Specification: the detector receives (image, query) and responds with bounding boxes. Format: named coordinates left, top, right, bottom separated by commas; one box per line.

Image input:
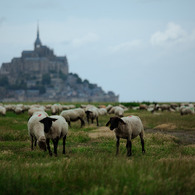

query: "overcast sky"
left=0, top=0, right=195, bottom=102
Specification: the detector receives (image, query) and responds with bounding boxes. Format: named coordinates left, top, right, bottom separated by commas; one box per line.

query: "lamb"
left=60, top=108, right=85, bottom=127
left=27, top=111, right=50, bottom=151
left=85, top=105, right=99, bottom=126
left=106, top=116, right=145, bottom=156
left=0, top=106, right=6, bottom=116
left=40, top=115, right=68, bottom=156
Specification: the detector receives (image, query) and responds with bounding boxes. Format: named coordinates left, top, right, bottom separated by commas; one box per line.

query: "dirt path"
left=88, top=126, right=195, bottom=145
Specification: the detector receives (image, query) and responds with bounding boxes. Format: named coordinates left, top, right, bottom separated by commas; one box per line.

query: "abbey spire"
left=34, top=23, right=42, bottom=49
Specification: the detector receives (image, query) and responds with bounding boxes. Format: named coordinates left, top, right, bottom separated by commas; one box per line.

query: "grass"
left=0, top=108, right=195, bottom=194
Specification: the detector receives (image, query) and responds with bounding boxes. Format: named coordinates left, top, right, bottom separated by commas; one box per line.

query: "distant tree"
left=0, top=76, right=9, bottom=87
left=59, top=71, right=67, bottom=81
left=83, top=79, right=89, bottom=85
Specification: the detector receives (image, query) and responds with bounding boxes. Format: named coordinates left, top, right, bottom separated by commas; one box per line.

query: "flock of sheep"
left=0, top=102, right=194, bottom=156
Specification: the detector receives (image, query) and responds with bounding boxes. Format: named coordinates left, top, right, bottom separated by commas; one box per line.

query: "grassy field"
left=0, top=107, right=195, bottom=195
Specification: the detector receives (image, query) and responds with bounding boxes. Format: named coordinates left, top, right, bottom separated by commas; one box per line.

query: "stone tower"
left=34, top=24, right=42, bottom=49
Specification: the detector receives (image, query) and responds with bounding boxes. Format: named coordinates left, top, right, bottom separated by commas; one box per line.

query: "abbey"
left=0, top=26, right=118, bottom=102
left=0, top=26, right=68, bottom=85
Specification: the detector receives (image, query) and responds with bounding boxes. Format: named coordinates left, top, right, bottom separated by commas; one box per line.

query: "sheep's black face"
left=38, top=140, right=46, bottom=151
left=40, top=117, right=57, bottom=133
left=106, top=117, right=119, bottom=130
left=106, top=117, right=126, bottom=130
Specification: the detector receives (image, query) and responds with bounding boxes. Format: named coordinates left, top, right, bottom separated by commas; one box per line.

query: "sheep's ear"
left=118, top=118, right=126, bottom=125
left=106, top=119, right=110, bottom=126
left=40, top=117, right=57, bottom=124
left=51, top=118, right=57, bottom=122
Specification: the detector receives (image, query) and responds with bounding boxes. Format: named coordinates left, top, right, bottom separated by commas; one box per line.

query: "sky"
left=0, top=0, right=195, bottom=102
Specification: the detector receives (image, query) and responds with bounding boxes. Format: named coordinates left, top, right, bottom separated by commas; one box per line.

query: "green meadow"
left=0, top=106, right=195, bottom=195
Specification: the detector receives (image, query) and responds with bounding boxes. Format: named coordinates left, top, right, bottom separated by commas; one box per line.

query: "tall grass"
left=0, top=109, right=195, bottom=194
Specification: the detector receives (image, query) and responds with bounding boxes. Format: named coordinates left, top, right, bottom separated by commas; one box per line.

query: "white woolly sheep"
left=0, top=106, right=6, bottom=116
left=98, top=108, right=107, bottom=116
left=28, top=106, right=46, bottom=116
left=109, top=106, right=124, bottom=117
left=51, top=104, right=62, bottom=115
left=106, top=116, right=145, bottom=156
left=14, top=105, right=24, bottom=114
left=60, top=108, right=85, bottom=127
left=28, top=111, right=50, bottom=151
left=85, top=105, right=99, bottom=126
left=40, top=115, right=68, bottom=156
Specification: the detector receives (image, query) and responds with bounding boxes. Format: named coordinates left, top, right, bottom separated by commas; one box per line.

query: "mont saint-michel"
left=0, top=27, right=118, bottom=102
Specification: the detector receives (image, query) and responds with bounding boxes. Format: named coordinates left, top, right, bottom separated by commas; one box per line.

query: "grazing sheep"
left=40, top=115, right=68, bottom=156
left=180, top=106, right=194, bottom=115
left=160, top=104, right=170, bottom=112
left=85, top=105, right=99, bottom=126
left=0, top=106, right=6, bottom=116
left=106, top=104, right=113, bottom=112
left=28, top=106, right=46, bottom=117
left=139, top=104, right=148, bottom=110
left=98, top=108, right=107, bottom=116
left=14, top=105, right=24, bottom=114
left=106, top=116, right=145, bottom=156
left=109, top=106, right=124, bottom=117
left=28, top=111, right=51, bottom=151
left=51, top=104, right=62, bottom=115
left=60, top=108, right=85, bottom=127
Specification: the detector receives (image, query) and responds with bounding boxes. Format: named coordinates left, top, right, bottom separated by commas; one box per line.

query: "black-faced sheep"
left=28, top=111, right=50, bottom=151
left=85, top=105, right=99, bottom=126
left=106, top=116, right=145, bottom=156
left=40, top=115, right=68, bottom=156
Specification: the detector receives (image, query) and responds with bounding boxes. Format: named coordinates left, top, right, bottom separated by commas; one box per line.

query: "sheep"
left=51, top=104, right=62, bottom=115
left=139, top=104, right=148, bottom=110
left=98, top=108, right=107, bottom=116
left=180, top=106, right=194, bottom=115
left=40, top=115, right=68, bottom=156
left=108, top=106, right=124, bottom=117
left=60, top=108, right=85, bottom=127
left=27, top=111, right=50, bottom=151
left=0, top=106, right=6, bottom=116
left=14, top=105, right=24, bottom=114
left=106, top=104, right=113, bottom=112
left=106, top=116, right=145, bottom=156
left=85, top=105, right=99, bottom=126
left=28, top=106, right=46, bottom=117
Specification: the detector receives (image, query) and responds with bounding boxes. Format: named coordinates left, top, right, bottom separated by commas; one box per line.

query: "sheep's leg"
left=46, top=138, right=52, bottom=156
left=139, top=133, right=145, bottom=154
left=116, top=136, right=120, bottom=155
left=52, top=138, right=59, bottom=156
left=34, top=137, right=37, bottom=147
left=63, top=135, right=66, bottom=154
left=126, top=138, right=132, bottom=156
left=79, top=117, right=85, bottom=128
left=68, top=121, right=71, bottom=128
left=91, top=118, right=94, bottom=124
left=87, top=116, right=90, bottom=124
left=96, top=117, right=99, bottom=126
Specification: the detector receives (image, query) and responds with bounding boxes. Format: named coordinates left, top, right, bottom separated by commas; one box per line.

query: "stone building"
left=0, top=26, right=119, bottom=102
left=0, top=26, right=68, bottom=85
